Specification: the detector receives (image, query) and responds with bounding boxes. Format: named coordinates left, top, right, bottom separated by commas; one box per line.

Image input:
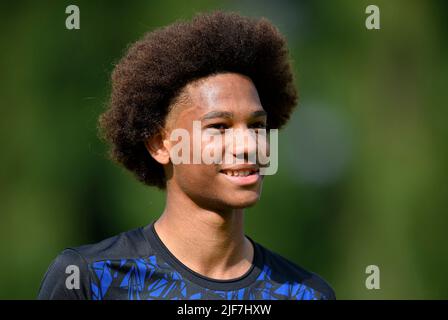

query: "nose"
left=225, top=128, right=259, bottom=163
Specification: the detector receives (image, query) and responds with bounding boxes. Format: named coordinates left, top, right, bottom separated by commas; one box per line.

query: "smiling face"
left=147, top=73, right=268, bottom=212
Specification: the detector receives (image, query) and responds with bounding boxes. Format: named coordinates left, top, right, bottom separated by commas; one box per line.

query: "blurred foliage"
left=0, top=0, right=447, bottom=299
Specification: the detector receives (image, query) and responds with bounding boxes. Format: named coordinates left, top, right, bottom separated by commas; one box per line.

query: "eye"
left=250, top=121, right=267, bottom=130
left=207, top=123, right=229, bottom=131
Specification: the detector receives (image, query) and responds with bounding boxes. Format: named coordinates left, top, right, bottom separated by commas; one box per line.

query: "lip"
left=220, top=171, right=261, bottom=186
left=219, top=165, right=261, bottom=186
left=220, top=164, right=259, bottom=171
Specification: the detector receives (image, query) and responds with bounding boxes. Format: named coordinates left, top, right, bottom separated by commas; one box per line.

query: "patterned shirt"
left=38, top=221, right=335, bottom=300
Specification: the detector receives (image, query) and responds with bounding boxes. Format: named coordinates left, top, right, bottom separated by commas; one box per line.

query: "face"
left=152, top=73, right=268, bottom=212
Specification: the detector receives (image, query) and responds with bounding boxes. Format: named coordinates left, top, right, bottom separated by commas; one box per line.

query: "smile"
left=220, top=168, right=258, bottom=177
left=219, top=167, right=261, bottom=186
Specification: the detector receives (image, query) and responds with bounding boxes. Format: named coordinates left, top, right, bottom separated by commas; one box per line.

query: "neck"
left=153, top=182, right=254, bottom=280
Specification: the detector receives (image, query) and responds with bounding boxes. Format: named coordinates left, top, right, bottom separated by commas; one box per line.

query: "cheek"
left=173, top=163, right=226, bottom=207
left=201, top=133, right=225, bottom=164
left=173, top=164, right=218, bottom=187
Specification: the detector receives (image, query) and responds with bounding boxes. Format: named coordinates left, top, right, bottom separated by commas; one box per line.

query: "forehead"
left=170, top=73, right=264, bottom=125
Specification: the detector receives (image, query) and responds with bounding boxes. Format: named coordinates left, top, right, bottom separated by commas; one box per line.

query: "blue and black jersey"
left=38, top=221, right=335, bottom=300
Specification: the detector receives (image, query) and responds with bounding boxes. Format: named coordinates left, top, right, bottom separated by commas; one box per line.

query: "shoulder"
left=71, top=227, right=149, bottom=262
left=37, top=248, right=89, bottom=299
left=37, top=227, right=149, bottom=300
left=256, top=242, right=336, bottom=300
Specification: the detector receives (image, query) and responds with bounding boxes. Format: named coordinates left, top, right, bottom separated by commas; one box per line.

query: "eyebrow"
left=251, top=110, right=268, bottom=118
left=200, top=110, right=267, bottom=121
left=200, top=111, right=233, bottom=121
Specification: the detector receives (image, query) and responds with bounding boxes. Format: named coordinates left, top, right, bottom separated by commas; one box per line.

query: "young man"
left=38, top=11, right=335, bottom=300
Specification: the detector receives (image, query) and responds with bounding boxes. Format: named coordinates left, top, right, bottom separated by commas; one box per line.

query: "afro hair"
left=98, top=11, right=298, bottom=189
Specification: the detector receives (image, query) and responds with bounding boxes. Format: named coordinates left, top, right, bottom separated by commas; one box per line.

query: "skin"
left=144, top=72, right=268, bottom=280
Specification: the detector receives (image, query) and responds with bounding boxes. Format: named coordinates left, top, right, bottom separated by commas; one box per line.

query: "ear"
left=144, top=131, right=171, bottom=165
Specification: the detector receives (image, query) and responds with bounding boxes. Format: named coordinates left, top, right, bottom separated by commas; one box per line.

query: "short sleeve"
left=37, top=249, right=91, bottom=300
left=307, top=272, right=336, bottom=300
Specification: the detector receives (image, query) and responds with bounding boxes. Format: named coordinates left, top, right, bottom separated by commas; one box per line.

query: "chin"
left=224, top=191, right=261, bottom=209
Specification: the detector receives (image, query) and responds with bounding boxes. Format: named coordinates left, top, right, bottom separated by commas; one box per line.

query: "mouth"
left=219, top=167, right=261, bottom=186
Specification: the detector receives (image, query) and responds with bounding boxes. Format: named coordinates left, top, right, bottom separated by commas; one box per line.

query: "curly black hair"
left=98, top=11, right=298, bottom=189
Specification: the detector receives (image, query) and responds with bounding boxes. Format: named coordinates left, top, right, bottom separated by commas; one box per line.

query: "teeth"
left=224, top=170, right=254, bottom=177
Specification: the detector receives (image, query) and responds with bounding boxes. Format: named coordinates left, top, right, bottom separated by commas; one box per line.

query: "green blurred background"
left=0, top=0, right=447, bottom=299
